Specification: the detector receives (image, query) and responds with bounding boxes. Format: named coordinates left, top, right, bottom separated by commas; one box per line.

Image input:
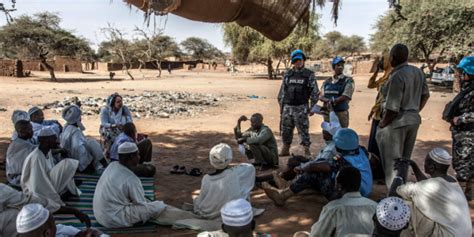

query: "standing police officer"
left=278, top=50, right=319, bottom=157
left=319, top=56, right=354, bottom=128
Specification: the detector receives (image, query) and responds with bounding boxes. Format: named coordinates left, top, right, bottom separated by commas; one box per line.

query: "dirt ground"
left=0, top=68, right=471, bottom=236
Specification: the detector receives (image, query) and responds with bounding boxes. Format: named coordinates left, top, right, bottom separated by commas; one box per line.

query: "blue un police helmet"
left=332, top=56, right=345, bottom=68
left=457, top=56, right=474, bottom=76
left=333, top=128, right=359, bottom=151
left=291, top=49, right=306, bottom=63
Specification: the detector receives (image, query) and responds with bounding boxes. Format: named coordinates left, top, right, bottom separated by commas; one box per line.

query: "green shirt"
left=234, top=124, right=278, bottom=157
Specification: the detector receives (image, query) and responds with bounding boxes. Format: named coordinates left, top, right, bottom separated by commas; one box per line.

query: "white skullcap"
left=28, top=106, right=41, bottom=117
left=428, top=147, right=452, bottom=165
left=220, top=199, right=253, bottom=227
left=38, top=127, right=56, bottom=137
left=62, top=105, right=82, bottom=125
left=16, top=204, right=50, bottom=233
left=118, top=142, right=138, bottom=154
left=209, top=143, right=233, bottom=170
left=376, top=197, right=411, bottom=231
left=11, top=110, right=29, bottom=125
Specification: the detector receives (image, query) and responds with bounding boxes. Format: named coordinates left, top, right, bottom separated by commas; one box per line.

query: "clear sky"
left=0, top=0, right=390, bottom=51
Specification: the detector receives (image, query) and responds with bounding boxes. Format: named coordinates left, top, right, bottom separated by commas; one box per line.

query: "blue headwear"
left=333, top=128, right=359, bottom=151
left=332, top=56, right=345, bottom=68
left=291, top=49, right=306, bottom=63
left=457, top=56, right=474, bottom=76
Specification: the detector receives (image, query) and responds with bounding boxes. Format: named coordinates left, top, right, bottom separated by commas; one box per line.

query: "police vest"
left=323, top=76, right=350, bottom=112
left=283, top=69, right=312, bottom=106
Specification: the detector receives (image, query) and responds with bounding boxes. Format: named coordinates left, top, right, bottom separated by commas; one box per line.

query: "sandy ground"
left=0, top=68, right=471, bottom=236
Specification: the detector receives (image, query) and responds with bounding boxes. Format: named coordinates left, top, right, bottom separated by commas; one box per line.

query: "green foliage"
left=0, top=12, right=93, bottom=60
left=180, top=37, right=224, bottom=61
left=336, top=35, right=366, bottom=56
left=370, top=1, right=473, bottom=67
left=223, top=13, right=320, bottom=65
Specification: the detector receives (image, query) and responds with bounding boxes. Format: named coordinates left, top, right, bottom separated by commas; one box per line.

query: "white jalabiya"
left=60, top=124, right=104, bottom=172
left=93, top=162, right=167, bottom=228
left=20, top=148, right=80, bottom=212
left=193, top=164, right=256, bottom=219
left=6, top=138, right=37, bottom=187
left=397, top=177, right=472, bottom=237
left=0, top=184, right=47, bottom=237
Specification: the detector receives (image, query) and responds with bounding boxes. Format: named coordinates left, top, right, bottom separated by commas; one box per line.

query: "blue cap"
left=291, top=49, right=306, bottom=63
left=457, top=56, right=474, bottom=76
left=333, top=128, right=359, bottom=151
left=332, top=56, right=345, bottom=66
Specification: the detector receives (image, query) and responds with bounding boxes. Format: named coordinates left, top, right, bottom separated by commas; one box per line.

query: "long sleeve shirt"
left=234, top=124, right=278, bottom=158
left=309, top=192, right=377, bottom=237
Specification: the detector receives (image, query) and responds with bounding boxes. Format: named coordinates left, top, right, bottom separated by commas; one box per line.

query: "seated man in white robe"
left=1, top=184, right=91, bottom=237
left=21, top=127, right=82, bottom=213
left=93, top=142, right=197, bottom=228
left=29, top=106, right=62, bottom=143
left=389, top=147, right=472, bottom=237
left=6, top=120, right=37, bottom=188
left=0, top=184, right=47, bottom=237
left=60, top=105, right=108, bottom=173
left=193, top=143, right=256, bottom=219
left=16, top=204, right=104, bottom=237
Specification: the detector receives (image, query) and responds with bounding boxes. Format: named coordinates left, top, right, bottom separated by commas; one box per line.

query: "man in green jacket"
left=234, top=113, right=279, bottom=168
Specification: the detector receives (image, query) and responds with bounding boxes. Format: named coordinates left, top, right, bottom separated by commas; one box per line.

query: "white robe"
left=60, top=125, right=104, bottom=172
left=6, top=138, right=37, bottom=187
left=193, top=164, right=256, bottom=219
left=20, top=148, right=80, bottom=212
left=0, top=184, right=47, bottom=237
left=93, top=162, right=166, bottom=228
left=397, top=177, right=472, bottom=237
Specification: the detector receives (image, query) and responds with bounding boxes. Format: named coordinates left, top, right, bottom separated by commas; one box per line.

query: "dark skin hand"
left=388, top=158, right=410, bottom=197
left=55, top=206, right=91, bottom=228
left=379, top=109, right=398, bottom=128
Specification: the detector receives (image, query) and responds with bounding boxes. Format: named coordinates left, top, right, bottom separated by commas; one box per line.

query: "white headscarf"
left=11, top=110, right=29, bottom=125
left=62, top=105, right=85, bottom=130
left=209, top=143, right=233, bottom=170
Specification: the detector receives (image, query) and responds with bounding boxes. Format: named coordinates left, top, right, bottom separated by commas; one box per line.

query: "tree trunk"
left=156, top=60, right=162, bottom=78
left=40, top=59, right=56, bottom=81
left=122, top=63, right=134, bottom=80
left=267, top=57, right=273, bottom=80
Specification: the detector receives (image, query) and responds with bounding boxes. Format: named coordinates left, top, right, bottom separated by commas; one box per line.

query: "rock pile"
left=41, top=91, right=235, bottom=119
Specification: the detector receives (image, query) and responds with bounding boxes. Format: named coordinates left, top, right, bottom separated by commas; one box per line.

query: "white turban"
left=376, top=197, right=411, bottom=231
left=16, top=204, right=50, bottom=233
left=38, top=127, right=56, bottom=137
left=209, top=143, right=232, bottom=170
left=118, top=142, right=138, bottom=154
left=221, top=199, right=253, bottom=227
left=428, top=147, right=452, bottom=165
left=62, top=105, right=85, bottom=130
left=11, top=110, right=29, bottom=125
